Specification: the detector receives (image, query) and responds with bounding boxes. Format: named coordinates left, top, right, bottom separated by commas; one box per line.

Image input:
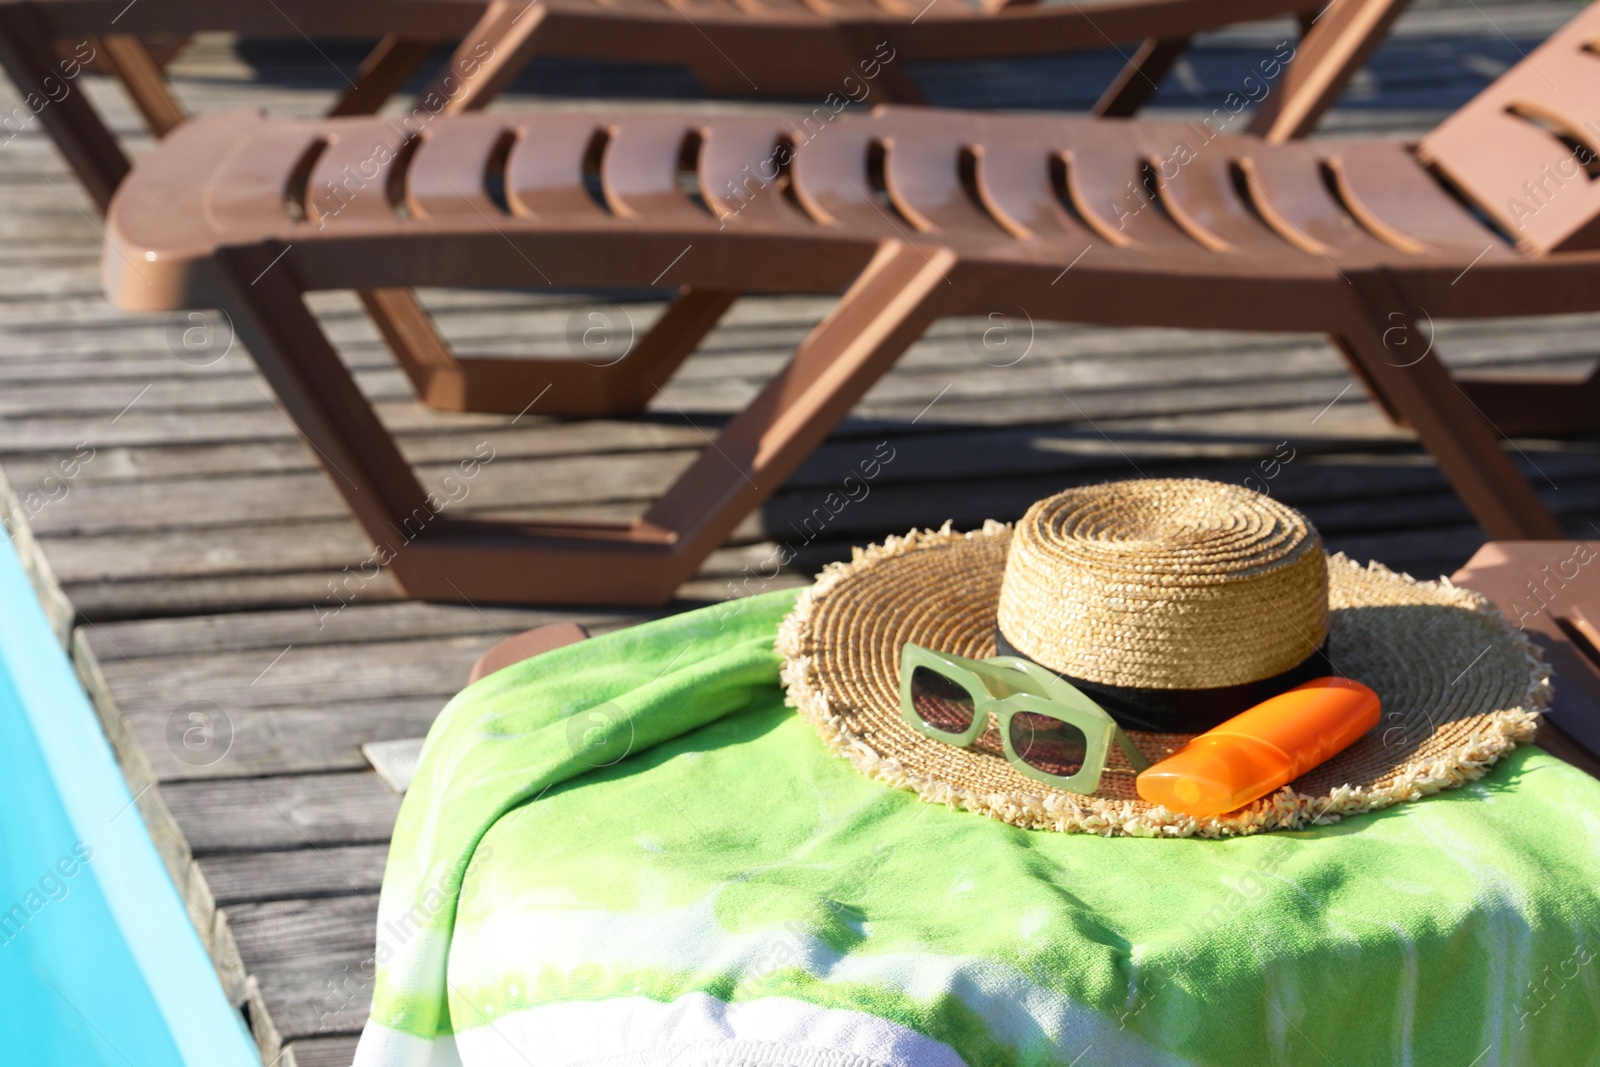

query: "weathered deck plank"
left=204, top=846, right=390, bottom=905
left=2, top=4, right=1597, bottom=1064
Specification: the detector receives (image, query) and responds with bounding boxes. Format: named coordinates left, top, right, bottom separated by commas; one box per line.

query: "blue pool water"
left=0, top=537, right=259, bottom=1066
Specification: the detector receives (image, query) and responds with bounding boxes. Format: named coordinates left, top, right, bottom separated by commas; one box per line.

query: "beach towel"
left=352, top=589, right=1600, bottom=1067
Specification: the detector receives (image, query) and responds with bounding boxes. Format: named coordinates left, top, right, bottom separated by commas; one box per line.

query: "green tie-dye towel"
left=352, top=589, right=1600, bottom=1067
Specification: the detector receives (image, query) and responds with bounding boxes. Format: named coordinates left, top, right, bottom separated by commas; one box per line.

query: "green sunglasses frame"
left=898, top=644, right=1150, bottom=794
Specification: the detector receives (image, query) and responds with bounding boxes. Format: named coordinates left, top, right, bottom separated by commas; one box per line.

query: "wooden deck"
left=2, top=2, right=1598, bottom=1063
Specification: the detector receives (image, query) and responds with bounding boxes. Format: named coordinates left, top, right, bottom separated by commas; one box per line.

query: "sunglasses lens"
left=1008, top=711, right=1087, bottom=779
left=909, top=666, right=977, bottom=734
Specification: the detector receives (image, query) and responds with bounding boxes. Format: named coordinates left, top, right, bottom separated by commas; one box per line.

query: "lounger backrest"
left=1418, top=3, right=1600, bottom=254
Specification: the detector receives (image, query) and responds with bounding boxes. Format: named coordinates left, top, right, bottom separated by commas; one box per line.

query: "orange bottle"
left=1135, top=677, right=1380, bottom=818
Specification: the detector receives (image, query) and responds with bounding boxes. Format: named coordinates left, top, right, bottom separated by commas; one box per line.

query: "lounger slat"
left=406, top=119, right=515, bottom=220
left=869, top=0, right=925, bottom=14
left=602, top=118, right=721, bottom=223
left=306, top=125, right=413, bottom=226
left=808, top=0, right=896, bottom=14
left=1330, top=142, right=1510, bottom=258
left=788, top=126, right=902, bottom=234
left=734, top=0, right=829, bottom=14
left=1151, top=150, right=1281, bottom=255
left=1426, top=114, right=1600, bottom=255
left=1054, top=127, right=1201, bottom=252
left=879, top=134, right=1005, bottom=238
left=964, top=140, right=1098, bottom=244
left=1417, top=3, right=1600, bottom=253
left=698, top=122, right=809, bottom=226
left=864, top=109, right=1097, bottom=243
left=1509, top=56, right=1600, bottom=147
left=506, top=115, right=614, bottom=219
left=1239, top=144, right=1392, bottom=259
left=204, top=121, right=332, bottom=236
left=575, top=0, right=676, bottom=14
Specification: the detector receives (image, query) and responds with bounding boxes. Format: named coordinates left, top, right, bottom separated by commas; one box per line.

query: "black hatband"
left=993, top=627, right=1333, bottom=733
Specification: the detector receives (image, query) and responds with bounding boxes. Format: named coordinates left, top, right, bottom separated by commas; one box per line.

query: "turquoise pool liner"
left=0, top=535, right=259, bottom=1066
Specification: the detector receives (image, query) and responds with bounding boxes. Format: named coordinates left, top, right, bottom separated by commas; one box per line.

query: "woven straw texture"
left=996, top=480, right=1327, bottom=689
left=779, top=523, right=1549, bottom=838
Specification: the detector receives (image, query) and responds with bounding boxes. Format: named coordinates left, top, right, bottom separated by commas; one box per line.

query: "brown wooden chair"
left=9, top=0, right=1412, bottom=421
left=103, top=3, right=1591, bottom=607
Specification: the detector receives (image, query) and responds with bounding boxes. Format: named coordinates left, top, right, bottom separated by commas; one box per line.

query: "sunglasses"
left=899, top=644, right=1150, bottom=794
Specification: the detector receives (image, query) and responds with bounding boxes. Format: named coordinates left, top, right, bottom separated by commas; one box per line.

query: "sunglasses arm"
left=1112, top=726, right=1151, bottom=773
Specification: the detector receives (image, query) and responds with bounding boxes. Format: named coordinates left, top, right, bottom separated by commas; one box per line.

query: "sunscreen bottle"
left=1135, top=677, right=1380, bottom=818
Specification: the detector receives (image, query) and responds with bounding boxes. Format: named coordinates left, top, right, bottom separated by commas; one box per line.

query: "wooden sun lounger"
left=101, top=4, right=1589, bottom=607
left=7, top=0, right=1411, bottom=433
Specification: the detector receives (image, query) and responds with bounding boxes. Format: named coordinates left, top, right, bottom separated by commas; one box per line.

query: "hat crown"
left=995, top=479, right=1328, bottom=691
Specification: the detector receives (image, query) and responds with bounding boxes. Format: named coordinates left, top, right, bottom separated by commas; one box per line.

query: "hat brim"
left=778, top=522, right=1549, bottom=837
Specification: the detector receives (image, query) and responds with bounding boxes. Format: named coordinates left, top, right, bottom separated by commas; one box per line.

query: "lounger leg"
left=1330, top=271, right=1563, bottom=539
left=1247, top=0, right=1413, bottom=143
left=1093, top=37, right=1190, bottom=118
left=210, top=246, right=699, bottom=605
left=327, top=36, right=438, bottom=117
left=0, top=8, right=129, bottom=211
left=209, top=243, right=952, bottom=605
left=349, top=5, right=554, bottom=414
left=359, top=2, right=739, bottom=419
left=433, top=0, right=743, bottom=411
left=96, top=34, right=186, bottom=137
left=212, top=247, right=434, bottom=544
left=358, top=286, right=739, bottom=416
left=420, top=0, right=550, bottom=115
left=382, top=1, right=740, bottom=413
left=642, top=242, right=956, bottom=562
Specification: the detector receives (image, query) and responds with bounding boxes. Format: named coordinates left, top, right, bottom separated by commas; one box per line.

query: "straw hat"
left=778, top=479, right=1549, bottom=837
